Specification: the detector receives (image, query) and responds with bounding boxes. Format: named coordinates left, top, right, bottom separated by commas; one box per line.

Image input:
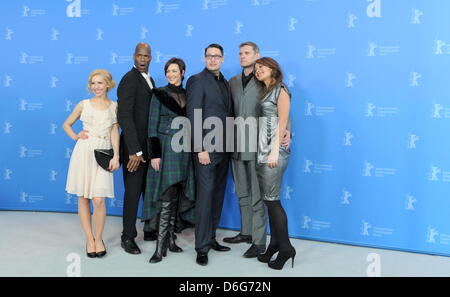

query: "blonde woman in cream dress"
left=63, top=69, right=120, bottom=258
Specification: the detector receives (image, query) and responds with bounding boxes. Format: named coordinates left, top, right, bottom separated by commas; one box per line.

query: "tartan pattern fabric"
left=142, top=87, right=195, bottom=224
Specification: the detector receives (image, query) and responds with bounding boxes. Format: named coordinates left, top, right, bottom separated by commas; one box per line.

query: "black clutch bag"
left=94, top=149, right=114, bottom=171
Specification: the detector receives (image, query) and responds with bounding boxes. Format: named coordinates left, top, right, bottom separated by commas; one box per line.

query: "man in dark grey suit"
left=224, top=42, right=291, bottom=258
left=186, top=44, right=234, bottom=266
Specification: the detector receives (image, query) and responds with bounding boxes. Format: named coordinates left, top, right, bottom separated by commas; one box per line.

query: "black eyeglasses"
left=205, top=55, right=223, bottom=60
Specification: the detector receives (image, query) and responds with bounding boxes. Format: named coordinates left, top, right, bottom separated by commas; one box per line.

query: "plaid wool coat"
left=142, top=85, right=195, bottom=224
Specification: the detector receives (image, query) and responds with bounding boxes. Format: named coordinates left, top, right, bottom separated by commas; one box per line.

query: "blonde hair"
left=87, top=69, right=116, bottom=93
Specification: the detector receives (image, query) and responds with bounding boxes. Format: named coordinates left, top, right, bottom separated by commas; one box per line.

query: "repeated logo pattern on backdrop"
left=1, top=0, right=450, bottom=256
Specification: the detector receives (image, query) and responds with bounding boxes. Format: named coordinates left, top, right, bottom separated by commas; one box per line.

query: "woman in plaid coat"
left=143, top=58, right=195, bottom=263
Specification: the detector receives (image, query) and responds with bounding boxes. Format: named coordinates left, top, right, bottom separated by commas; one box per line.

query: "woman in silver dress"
left=253, top=57, right=295, bottom=270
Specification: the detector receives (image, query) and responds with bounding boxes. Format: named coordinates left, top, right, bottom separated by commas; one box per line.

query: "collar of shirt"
left=206, top=69, right=224, bottom=81
left=242, top=69, right=254, bottom=79
left=241, top=70, right=254, bottom=88
left=134, top=65, right=151, bottom=79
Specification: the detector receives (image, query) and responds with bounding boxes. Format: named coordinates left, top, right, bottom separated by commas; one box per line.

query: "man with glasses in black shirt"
left=186, top=44, right=234, bottom=266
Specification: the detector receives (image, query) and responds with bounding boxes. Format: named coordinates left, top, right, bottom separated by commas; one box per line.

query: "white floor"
left=1, top=211, right=450, bottom=277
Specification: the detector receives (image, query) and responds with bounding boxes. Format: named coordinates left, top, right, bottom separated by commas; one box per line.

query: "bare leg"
left=78, top=197, right=95, bottom=252
left=92, top=197, right=106, bottom=252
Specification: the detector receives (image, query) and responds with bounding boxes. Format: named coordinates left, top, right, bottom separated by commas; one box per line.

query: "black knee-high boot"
left=168, top=201, right=183, bottom=253
left=149, top=202, right=171, bottom=263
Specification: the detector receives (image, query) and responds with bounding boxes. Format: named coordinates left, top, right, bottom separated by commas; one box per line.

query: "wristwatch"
left=136, top=151, right=143, bottom=157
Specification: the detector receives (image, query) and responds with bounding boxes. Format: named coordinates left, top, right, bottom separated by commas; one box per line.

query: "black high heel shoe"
left=96, top=240, right=107, bottom=258
left=150, top=202, right=171, bottom=263
left=168, top=212, right=182, bottom=253
left=169, top=233, right=182, bottom=253
left=86, top=243, right=97, bottom=258
left=257, top=245, right=279, bottom=263
left=268, top=247, right=296, bottom=270
left=150, top=235, right=169, bottom=263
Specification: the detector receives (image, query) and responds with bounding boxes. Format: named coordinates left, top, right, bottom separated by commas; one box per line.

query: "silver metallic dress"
left=256, top=83, right=291, bottom=201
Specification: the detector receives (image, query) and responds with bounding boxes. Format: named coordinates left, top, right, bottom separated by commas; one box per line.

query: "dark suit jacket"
left=186, top=68, right=234, bottom=153
left=117, top=67, right=156, bottom=159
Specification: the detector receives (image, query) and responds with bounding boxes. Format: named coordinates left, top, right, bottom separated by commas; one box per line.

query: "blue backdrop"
left=1, top=0, right=450, bottom=257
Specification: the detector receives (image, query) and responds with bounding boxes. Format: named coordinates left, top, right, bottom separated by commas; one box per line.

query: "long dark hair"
left=254, top=57, right=283, bottom=98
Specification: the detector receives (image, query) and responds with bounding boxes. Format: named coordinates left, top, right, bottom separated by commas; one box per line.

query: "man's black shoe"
left=144, top=231, right=158, bottom=241
left=196, top=252, right=208, bottom=266
left=243, top=244, right=266, bottom=258
left=121, top=239, right=141, bottom=255
left=223, top=233, right=252, bottom=244
left=211, top=240, right=231, bottom=252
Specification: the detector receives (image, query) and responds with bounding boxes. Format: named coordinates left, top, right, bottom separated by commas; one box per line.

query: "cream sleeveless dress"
left=65, top=99, right=117, bottom=199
